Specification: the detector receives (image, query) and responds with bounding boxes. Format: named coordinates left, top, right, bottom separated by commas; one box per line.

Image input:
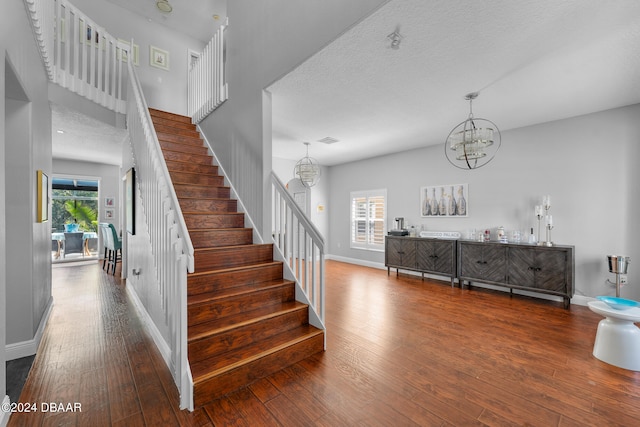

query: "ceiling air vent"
left=318, top=137, right=339, bottom=145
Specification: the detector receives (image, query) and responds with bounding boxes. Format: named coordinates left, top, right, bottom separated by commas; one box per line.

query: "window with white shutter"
left=350, top=189, right=386, bottom=251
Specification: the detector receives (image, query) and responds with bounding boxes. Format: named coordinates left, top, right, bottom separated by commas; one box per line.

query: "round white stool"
left=588, top=301, right=640, bottom=371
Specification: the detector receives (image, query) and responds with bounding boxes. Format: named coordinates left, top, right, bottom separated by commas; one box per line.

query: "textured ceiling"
left=105, top=0, right=227, bottom=42
left=52, top=103, right=128, bottom=166
left=53, top=0, right=640, bottom=168
left=269, top=0, right=640, bottom=165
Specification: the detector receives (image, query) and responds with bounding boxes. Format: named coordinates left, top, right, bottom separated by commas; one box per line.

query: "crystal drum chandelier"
left=445, top=92, right=501, bottom=169
left=294, top=142, right=321, bottom=187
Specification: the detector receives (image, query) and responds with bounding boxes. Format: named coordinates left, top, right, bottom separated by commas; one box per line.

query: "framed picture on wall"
left=150, top=45, right=170, bottom=71
left=126, top=167, right=136, bottom=235
left=118, top=39, right=139, bottom=66
left=105, top=209, right=114, bottom=219
left=105, top=197, right=115, bottom=207
left=36, top=170, right=49, bottom=223
left=420, top=183, right=468, bottom=217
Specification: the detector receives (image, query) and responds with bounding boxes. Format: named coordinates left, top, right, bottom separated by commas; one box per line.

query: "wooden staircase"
left=148, top=108, right=325, bottom=407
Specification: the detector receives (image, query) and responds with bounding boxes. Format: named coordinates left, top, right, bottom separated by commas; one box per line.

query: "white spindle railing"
left=271, top=173, right=325, bottom=332
left=126, top=58, right=194, bottom=410
left=23, top=0, right=55, bottom=81
left=24, top=0, right=128, bottom=113
left=188, top=23, right=228, bottom=123
left=25, top=0, right=192, bottom=410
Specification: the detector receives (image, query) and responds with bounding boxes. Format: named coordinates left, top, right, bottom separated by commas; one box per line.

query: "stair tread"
left=161, top=146, right=210, bottom=156
left=149, top=108, right=191, bottom=123
left=191, top=324, right=323, bottom=384
left=165, top=158, right=214, bottom=166
left=188, top=279, right=294, bottom=306
left=178, top=196, right=232, bottom=201
left=188, top=260, right=282, bottom=278
left=174, top=182, right=229, bottom=189
left=167, top=168, right=219, bottom=176
left=190, top=227, right=252, bottom=232
left=193, top=243, right=270, bottom=253
left=188, top=300, right=308, bottom=342
left=157, top=134, right=204, bottom=145
left=185, top=211, right=242, bottom=216
left=152, top=120, right=197, bottom=131
left=173, top=180, right=224, bottom=185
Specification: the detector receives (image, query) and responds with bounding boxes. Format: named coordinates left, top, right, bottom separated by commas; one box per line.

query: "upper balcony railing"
left=24, top=0, right=129, bottom=113
left=188, top=23, right=228, bottom=123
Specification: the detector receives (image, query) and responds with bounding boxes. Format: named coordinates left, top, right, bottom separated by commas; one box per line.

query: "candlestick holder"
left=537, top=196, right=553, bottom=246
left=543, top=222, right=554, bottom=247
left=535, top=205, right=544, bottom=244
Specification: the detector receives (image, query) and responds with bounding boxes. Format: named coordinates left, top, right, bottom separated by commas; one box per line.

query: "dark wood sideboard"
left=385, top=236, right=457, bottom=286
left=457, top=240, right=574, bottom=308
left=385, top=236, right=575, bottom=308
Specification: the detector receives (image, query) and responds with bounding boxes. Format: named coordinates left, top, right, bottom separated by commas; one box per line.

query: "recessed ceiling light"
left=213, top=14, right=220, bottom=21
left=318, top=137, right=339, bottom=144
left=156, top=0, right=172, bottom=13
left=57, top=129, right=65, bottom=134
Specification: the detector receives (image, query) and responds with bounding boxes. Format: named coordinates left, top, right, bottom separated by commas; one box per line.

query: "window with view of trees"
left=350, top=189, right=386, bottom=251
left=52, top=188, right=98, bottom=233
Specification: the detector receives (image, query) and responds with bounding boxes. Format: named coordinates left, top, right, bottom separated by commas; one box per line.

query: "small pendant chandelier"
left=445, top=92, right=501, bottom=170
left=294, top=142, right=321, bottom=187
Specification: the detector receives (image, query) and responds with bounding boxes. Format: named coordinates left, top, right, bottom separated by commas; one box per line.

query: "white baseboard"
left=326, top=254, right=386, bottom=270
left=570, top=294, right=593, bottom=307
left=1, top=395, right=10, bottom=427
left=5, top=297, right=53, bottom=361
left=125, top=283, right=173, bottom=373
left=326, top=254, right=588, bottom=307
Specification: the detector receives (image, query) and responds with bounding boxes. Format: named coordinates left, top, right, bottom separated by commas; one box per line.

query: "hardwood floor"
left=8, top=260, right=640, bottom=426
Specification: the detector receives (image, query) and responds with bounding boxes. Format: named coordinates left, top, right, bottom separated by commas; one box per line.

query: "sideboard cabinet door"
left=459, top=242, right=508, bottom=284
left=508, top=247, right=568, bottom=293
left=385, top=237, right=416, bottom=269
left=417, top=239, right=455, bottom=276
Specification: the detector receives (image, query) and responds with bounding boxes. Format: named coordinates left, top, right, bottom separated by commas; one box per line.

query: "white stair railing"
left=23, top=0, right=55, bottom=80
left=25, top=0, right=192, bottom=410
left=24, top=0, right=129, bottom=113
left=271, top=173, right=325, bottom=332
left=126, top=58, right=194, bottom=410
left=188, top=22, right=228, bottom=123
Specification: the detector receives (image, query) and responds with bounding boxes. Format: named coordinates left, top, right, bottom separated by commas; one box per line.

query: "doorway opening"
left=51, top=176, right=100, bottom=262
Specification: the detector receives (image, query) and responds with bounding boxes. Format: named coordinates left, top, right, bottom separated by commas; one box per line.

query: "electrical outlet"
left=620, top=275, right=628, bottom=285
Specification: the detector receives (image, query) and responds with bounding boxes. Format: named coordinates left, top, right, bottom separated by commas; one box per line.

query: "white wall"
left=1, top=0, right=53, bottom=369
left=0, top=47, right=7, bottom=418
left=71, top=0, right=206, bottom=116
left=328, top=104, right=640, bottom=301
left=199, top=0, right=389, bottom=239
left=272, top=157, right=330, bottom=246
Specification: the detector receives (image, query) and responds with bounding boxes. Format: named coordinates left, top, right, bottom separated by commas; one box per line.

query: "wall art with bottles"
left=420, top=183, right=468, bottom=217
